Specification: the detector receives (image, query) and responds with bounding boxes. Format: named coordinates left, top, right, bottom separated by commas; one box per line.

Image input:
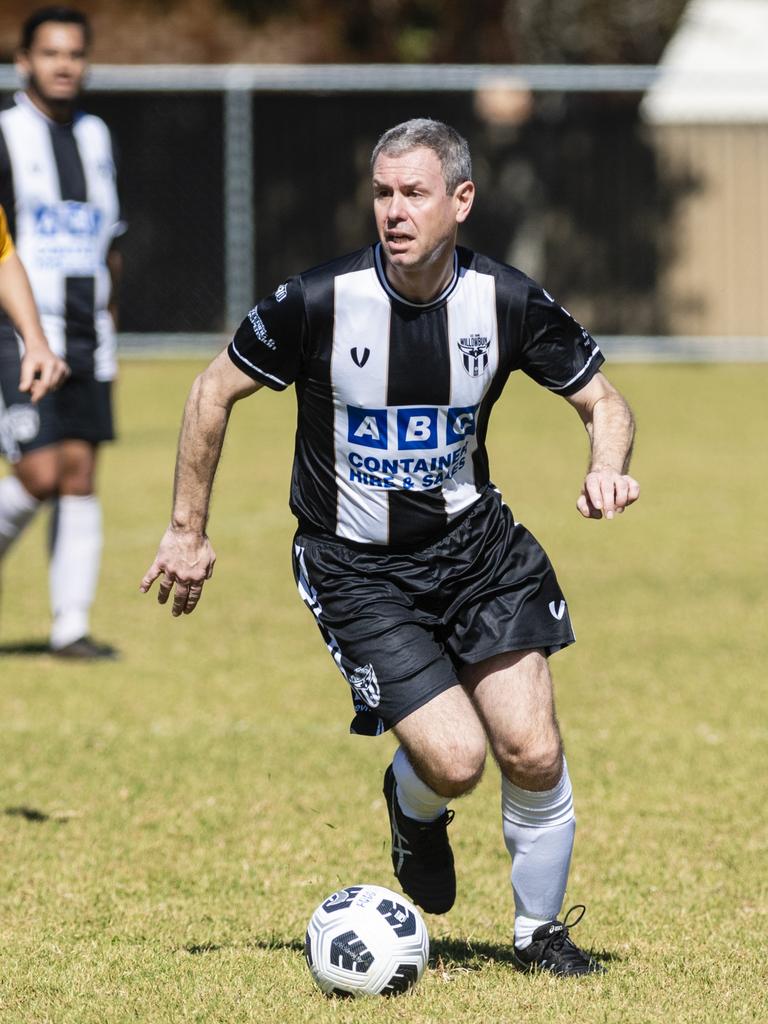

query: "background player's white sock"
left=501, top=757, right=576, bottom=949
left=49, top=495, right=103, bottom=649
left=392, top=745, right=449, bottom=822
left=0, top=475, right=40, bottom=559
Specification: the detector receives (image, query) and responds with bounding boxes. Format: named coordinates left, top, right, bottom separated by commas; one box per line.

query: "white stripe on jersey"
left=329, top=262, right=500, bottom=543
left=230, top=338, right=289, bottom=387
left=331, top=266, right=392, bottom=544
left=547, top=345, right=603, bottom=392
left=444, top=265, right=499, bottom=518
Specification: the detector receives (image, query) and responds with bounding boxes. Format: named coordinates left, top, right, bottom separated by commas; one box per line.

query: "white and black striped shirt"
left=229, top=244, right=604, bottom=548
left=0, top=91, right=122, bottom=380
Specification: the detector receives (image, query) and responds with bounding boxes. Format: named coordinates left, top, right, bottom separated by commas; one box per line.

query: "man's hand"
left=577, top=466, right=640, bottom=520
left=140, top=526, right=216, bottom=616
left=19, top=345, right=69, bottom=402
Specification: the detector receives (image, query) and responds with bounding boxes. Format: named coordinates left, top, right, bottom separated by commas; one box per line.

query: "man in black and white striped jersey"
left=0, top=7, right=122, bottom=658
left=142, top=119, right=640, bottom=975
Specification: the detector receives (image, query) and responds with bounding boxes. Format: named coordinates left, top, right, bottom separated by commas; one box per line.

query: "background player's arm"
left=140, top=349, right=262, bottom=615
left=106, top=242, right=123, bottom=329
left=565, top=371, right=640, bottom=520
left=0, top=249, right=69, bottom=401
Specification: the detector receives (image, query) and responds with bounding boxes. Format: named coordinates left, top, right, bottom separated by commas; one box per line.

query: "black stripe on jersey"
left=292, top=271, right=338, bottom=531
left=49, top=123, right=87, bottom=201
left=387, top=302, right=450, bottom=545
left=387, top=302, right=451, bottom=405
left=389, top=485, right=447, bottom=547
left=50, top=122, right=96, bottom=369
left=65, top=277, right=97, bottom=372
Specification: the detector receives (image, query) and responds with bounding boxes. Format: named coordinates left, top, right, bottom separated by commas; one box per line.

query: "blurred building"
left=643, top=0, right=768, bottom=335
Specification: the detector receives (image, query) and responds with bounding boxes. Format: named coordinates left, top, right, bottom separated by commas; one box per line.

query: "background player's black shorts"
left=292, top=486, right=575, bottom=736
left=0, top=344, right=115, bottom=460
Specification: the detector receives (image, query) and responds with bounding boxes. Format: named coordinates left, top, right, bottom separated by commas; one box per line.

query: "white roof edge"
left=642, top=0, right=768, bottom=124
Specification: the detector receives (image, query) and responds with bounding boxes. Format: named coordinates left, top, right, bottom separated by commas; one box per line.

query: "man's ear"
left=455, top=180, right=476, bottom=223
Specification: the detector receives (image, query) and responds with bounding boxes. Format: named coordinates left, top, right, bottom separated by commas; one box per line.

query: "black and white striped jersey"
left=228, top=243, right=604, bottom=548
left=0, top=92, right=122, bottom=380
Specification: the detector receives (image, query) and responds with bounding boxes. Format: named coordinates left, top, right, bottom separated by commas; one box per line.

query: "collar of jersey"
left=15, top=90, right=79, bottom=128
left=373, top=243, right=459, bottom=310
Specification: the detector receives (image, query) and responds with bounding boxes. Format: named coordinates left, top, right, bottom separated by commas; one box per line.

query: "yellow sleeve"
left=0, top=205, right=15, bottom=264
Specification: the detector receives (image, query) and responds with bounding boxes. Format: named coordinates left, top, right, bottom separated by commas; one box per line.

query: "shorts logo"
left=458, top=334, right=490, bottom=377
left=348, top=663, right=380, bottom=708
left=548, top=600, right=566, bottom=621
left=347, top=405, right=477, bottom=451
left=1, top=404, right=40, bottom=443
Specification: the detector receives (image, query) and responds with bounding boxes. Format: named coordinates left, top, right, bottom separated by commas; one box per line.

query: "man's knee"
left=497, top=735, right=563, bottom=791
left=394, top=684, right=488, bottom=798
left=15, top=457, right=57, bottom=501
left=437, top=745, right=486, bottom=797
left=58, top=442, right=97, bottom=496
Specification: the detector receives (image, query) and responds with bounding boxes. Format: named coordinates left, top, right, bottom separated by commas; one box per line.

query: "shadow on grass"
left=0, top=640, right=51, bottom=657
left=5, top=805, right=53, bottom=823
left=189, top=935, right=620, bottom=970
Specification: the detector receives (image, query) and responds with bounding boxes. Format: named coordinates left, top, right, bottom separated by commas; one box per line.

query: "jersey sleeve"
left=227, top=277, right=307, bottom=391
left=0, top=205, right=14, bottom=264
left=518, top=282, right=604, bottom=396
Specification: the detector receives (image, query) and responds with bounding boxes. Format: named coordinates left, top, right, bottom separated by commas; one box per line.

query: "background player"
left=0, top=6, right=124, bottom=658
left=141, top=118, right=639, bottom=975
left=0, top=201, right=68, bottom=418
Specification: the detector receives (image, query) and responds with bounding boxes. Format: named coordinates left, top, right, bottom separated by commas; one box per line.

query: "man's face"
left=372, top=146, right=474, bottom=273
left=18, top=22, right=88, bottom=107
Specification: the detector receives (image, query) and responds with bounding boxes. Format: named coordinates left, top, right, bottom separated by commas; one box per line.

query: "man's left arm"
left=565, top=371, right=640, bottom=520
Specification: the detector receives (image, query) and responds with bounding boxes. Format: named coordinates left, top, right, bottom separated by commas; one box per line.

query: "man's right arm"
left=0, top=248, right=69, bottom=401
left=140, top=349, right=261, bottom=616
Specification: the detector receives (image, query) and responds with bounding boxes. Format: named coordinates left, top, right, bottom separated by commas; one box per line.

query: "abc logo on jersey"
left=347, top=405, right=477, bottom=451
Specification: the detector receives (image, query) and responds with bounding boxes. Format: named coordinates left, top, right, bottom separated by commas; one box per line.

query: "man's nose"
left=386, top=193, right=405, bottom=222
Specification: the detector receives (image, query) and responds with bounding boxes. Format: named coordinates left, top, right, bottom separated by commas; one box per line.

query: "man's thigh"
left=293, top=535, right=459, bottom=737
left=461, top=649, right=563, bottom=789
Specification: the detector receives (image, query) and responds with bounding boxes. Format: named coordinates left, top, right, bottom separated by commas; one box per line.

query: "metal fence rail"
left=2, top=63, right=767, bottom=353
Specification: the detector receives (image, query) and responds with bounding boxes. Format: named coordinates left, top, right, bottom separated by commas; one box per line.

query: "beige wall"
left=654, top=124, right=768, bottom=335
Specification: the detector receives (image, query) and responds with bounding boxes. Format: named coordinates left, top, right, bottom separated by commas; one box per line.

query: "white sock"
left=501, top=758, right=576, bottom=949
left=392, top=746, right=448, bottom=822
left=49, top=494, right=103, bottom=649
left=0, top=475, right=40, bottom=558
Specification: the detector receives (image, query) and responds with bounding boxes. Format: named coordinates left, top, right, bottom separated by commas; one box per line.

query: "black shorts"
left=292, top=487, right=575, bottom=736
left=0, top=345, right=115, bottom=460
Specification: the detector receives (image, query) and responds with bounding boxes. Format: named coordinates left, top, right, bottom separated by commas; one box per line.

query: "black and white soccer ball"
left=305, top=884, right=429, bottom=997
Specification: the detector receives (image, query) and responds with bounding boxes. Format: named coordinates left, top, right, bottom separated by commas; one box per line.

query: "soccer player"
left=0, top=7, right=123, bottom=658
left=0, top=202, right=69, bottom=411
left=141, top=119, right=639, bottom=975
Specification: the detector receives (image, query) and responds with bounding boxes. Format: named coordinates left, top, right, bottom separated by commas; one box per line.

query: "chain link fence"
left=2, top=64, right=767, bottom=358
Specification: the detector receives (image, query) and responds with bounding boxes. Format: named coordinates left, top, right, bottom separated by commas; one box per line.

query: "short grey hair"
left=370, top=118, right=472, bottom=194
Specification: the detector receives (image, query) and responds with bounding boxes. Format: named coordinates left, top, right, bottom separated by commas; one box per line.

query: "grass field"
left=0, top=360, right=765, bottom=1023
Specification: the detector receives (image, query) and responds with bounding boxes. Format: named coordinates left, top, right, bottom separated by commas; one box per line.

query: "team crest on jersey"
left=348, top=663, right=380, bottom=708
left=458, top=334, right=490, bottom=376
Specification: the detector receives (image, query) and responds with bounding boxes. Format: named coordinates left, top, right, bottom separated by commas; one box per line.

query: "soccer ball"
left=305, top=884, right=429, bottom=997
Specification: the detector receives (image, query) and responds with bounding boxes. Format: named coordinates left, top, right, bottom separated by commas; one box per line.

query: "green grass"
left=0, top=360, right=766, bottom=1023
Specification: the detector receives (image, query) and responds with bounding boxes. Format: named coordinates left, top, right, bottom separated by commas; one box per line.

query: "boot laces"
left=543, top=904, right=589, bottom=963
